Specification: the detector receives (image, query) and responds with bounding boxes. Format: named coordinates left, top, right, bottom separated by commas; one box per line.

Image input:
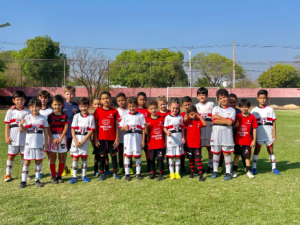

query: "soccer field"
left=0, top=109, right=300, bottom=224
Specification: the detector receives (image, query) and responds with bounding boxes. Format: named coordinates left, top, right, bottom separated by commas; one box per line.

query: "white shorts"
left=49, top=135, right=68, bottom=153
left=8, top=146, right=24, bottom=156
left=257, top=139, right=274, bottom=148
left=211, top=145, right=234, bottom=154
left=201, top=139, right=211, bottom=148
left=70, top=147, right=89, bottom=158
left=24, top=148, right=46, bottom=160
left=124, top=148, right=142, bottom=158
left=166, top=145, right=184, bottom=158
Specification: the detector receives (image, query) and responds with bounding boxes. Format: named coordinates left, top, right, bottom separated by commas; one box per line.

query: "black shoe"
left=181, top=167, right=187, bottom=174
left=199, top=175, right=204, bottom=182
left=148, top=172, right=155, bottom=180
left=57, top=176, right=64, bottom=183
left=125, top=174, right=131, bottom=181
left=189, top=173, right=195, bottom=179
left=18, top=182, right=26, bottom=188
left=157, top=173, right=164, bottom=181
left=136, top=174, right=143, bottom=180
left=205, top=167, right=213, bottom=174
left=35, top=180, right=44, bottom=187
left=51, top=177, right=58, bottom=184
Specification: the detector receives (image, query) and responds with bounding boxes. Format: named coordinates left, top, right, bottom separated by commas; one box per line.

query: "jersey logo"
left=61, top=119, right=65, bottom=123
left=61, top=144, right=65, bottom=149
left=80, top=127, right=87, bottom=134
left=73, top=108, right=77, bottom=114
left=153, top=128, right=161, bottom=134
left=240, top=125, right=247, bottom=132
left=32, top=126, right=40, bottom=133
left=173, top=125, right=179, bottom=131
left=261, top=118, right=267, bottom=125
left=52, top=145, right=58, bottom=150
left=102, top=119, right=110, bottom=125
left=130, top=125, right=137, bottom=131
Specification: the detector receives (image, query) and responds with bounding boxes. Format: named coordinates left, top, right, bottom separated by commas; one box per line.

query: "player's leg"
left=98, top=140, right=107, bottom=180
left=117, top=143, right=124, bottom=175
left=34, top=159, right=44, bottom=187
left=242, top=156, right=246, bottom=171
left=144, top=144, right=150, bottom=173
left=218, top=151, right=224, bottom=173
left=206, top=146, right=213, bottom=173
left=223, top=151, right=232, bottom=180
left=135, top=156, right=143, bottom=180
left=57, top=152, right=66, bottom=183
left=94, top=154, right=100, bottom=176
left=267, top=144, right=281, bottom=175
left=20, top=150, right=30, bottom=180
left=70, top=156, right=79, bottom=183
left=211, top=146, right=221, bottom=178
left=49, top=151, right=57, bottom=182
left=166, top=146, right=175, bottom=179
left=195, top=149, right=204, bottom=182
left=109, top=140, right=120, bottom=179
left=232, top=145, right=241, bottom=178
left=180, top=145, right=186, bottom=174
left=124, top=156, right=132, bottom=181
left=175, top=156, right=181, bottom=179
left=186, top=147, right=195, bottom=178
left=252, top=142, right=261, bottom=174
left=63, top=138, right=72, bottom=176
left=81, top=156, right=89, bottom=182
left=19, top=159, right=31, bottom=188
left=5, top=152, right=16, bottom=182
left=148, top=150, right=156, bottom=179
left=105, top=155, right=110, bottom=175
left=157, top=149, right=165, bottom=181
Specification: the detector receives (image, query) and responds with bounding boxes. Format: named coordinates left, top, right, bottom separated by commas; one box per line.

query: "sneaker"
left=198, top=175, right=204, bottom=182
left=51, top=177, right=58, bottom=184
left=272, top=168, right=281, bottom=175
left=246, top=171, right=255, bottom=178
left=170, top=172, right=176, bottom=180
left=189, top=173, right=195, bottom=179
left=125, top=174, right=131, bottom=181
left=94, top=171, right=99, bottom=176
left=211, top=172, right=218, bottom=179
left=69, top=177, right=77, bottom=184
left=181, top=167, right=187, bottom=174
left=57, top=176, right=64, bottom=183
left=4, top=175, right=12, bottom=182
left=218, top=167, right=223, bottom=174
left=232, top=171, right=238, bottom=178
left=157, top=173, right=164, bottom=181
left=206, top=167, right=213, bottom=174
left=224, top=173, right=232, bottom=181
left=130, top=168, right=134, bottom=175
left=98, top=173, right=105, bottom=181
left=70, top=168, right=73, bottom=176
left=35, top=180, right=44, bottom=187
left=136, top=174, right=143, bottom=180
left=39, top=173, right=43, bottom=179
left=252, top=168, right=258, bottom=175
left=18, top=182, right=26, bottom=188
left=27, top=175, right=31, bottom=180
left=113, top=173, right=121, bottom=180
left=105, top=170, right=111, bottom=176
left=148, top=172, right=155, bottom=180
left=81, top=176, right=90, bottom=182
left=117, top=168, right=123, bottom=175
left=175, top=172, right=181, bottom=179
left=62, top=167, right=68, bottom=176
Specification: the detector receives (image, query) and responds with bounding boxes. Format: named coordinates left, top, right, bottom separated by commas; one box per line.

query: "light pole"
left=188, top=49, right=192, bottom=87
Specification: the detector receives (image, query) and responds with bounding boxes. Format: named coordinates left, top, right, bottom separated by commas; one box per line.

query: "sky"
left=1, top=0, right=300, bottom=79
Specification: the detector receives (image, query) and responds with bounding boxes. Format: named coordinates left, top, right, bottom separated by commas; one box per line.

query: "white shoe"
left=232, top=171, right=238, bottom=178
left=246, top=171, right=255, bottom=179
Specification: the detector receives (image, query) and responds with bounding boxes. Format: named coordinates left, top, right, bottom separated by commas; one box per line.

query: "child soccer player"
left=94, top=91, right=121, bottom=181
left=48, top=95, right=69, bottom=184
left=164, top=98, right=185, bottom=180
left=116, top=93, right=133, bottom=175
left=251, top=89, right=281, bottom=175
left=144, top=100, right=165, bottom=181
left=69, top=97, right=95, bottom=183
left=195, top=87, right=214, bottom=173
left=136, top=92, right=151, bottom=172
left=4, top=90, right=31, bottom=182
left=120, top=97, right=146, bottom=181
left=210, top=89, right=236, bottom=181
left=157, top=95, right=170, bottom=118
left=186, top=105, right=207, bottom=181
left=62, top=86, right=80, bottom=176
left=18, top=98, right=49, bottom=188
left=233, top=99, right=257, bottom=179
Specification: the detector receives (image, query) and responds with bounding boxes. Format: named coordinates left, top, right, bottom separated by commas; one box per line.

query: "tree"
left=193, top=77, right=212, bottom=87
left=110, top=49, right=188, bottom=87
left=190, top=52, right=245, bottom=87
left=235, top=78, right=259, bottom=88
left=258, top=63, right=299, bottom=88
left=14, top=35, right=68, bottom=87
left=68, top=49, right=108, bottom=99
left=0, top=23, right=11, bottom=28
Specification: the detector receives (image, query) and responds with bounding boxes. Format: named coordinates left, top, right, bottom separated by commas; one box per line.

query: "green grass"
left=1, top=109, right=300, bottom=224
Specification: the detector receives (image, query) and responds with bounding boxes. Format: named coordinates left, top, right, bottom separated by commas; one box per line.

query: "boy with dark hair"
left=251, top=89, right=281, bottom=175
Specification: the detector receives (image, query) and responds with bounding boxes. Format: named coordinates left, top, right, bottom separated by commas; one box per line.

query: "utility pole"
left=188, top=49, right=192, bottom=87
left=107, top=61, right=110, bottom=91
left=233, top=41, right=236, bottom=88
left=64, top=60, right=66, bottom=86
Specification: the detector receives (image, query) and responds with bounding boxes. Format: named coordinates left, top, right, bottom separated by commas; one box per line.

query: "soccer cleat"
left=57, top=176, right=64, bottom=183
left=246, top=171, right=255, bottom=179
left=113, top=173, right=121, bottom=180
left=81, top=176, right=90, bottom=182
left=252, top=168, right=258, bottom=175
left=18, top=182, right=27, bottom=188
left=224, top=173, right=232, bottom=181
left=170, top=172, right=176, bottom=180
left=157, top=173, right=164, bottom=181
left=70, top=168, right=73, bottom=176
left=125, top=174, right=131, bottom=181
left=69, top=177, right=77, bottom=184
left=211, top=172, right=218, bottom=179
left=136, top=174, right=143, bottom=180
left=27, top=175, right=31, bottom=180
left=51, top=177, right=58, bottom=184
left=232, top=171, right=238, bottom=178
left=105, top=170, right=111, bottom=176
left=62, top=167, right=68, bottom=176
left=94, top=171, right=99, bottom=177
left=206, top=167, right=213, bottom=174
left=39, top=173, right=43, bottom=179
left=4, top=175, right=12, bottom=182
left=199, top=175, right=204, bottom=182
left=189, top=173, right=195, bottom=179
left=117, top=168, right=123, bottom=175
left=35, top=180, right=44, bottom=187
left=218, top=167, right=223, bottom=174
left=148, top=172, right=155, bottom=180
left=272, top=168, right=281, bottom=175
left=175, top=173, right=181, bottom=179
left=98, top=173, right=105, bottom=181
left=130, top=168, right=134, bottom=175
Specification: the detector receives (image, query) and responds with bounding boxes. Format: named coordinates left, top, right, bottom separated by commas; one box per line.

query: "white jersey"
left=70, top=113, right=95, bottom=152
left=4, top=108, right=31, bottom=146
left=210, top=106, right=236, bottom=146
left=117, top=107, right=129, bottom=143
left=39, top=107, right=53, bottom=118
left=23, top=114, right=49, bottom=148
left=164, top=114, right=184, bottom=147
left=119, top=112, right=145, bottom=152
left=251, top=106, right=276, bottom=142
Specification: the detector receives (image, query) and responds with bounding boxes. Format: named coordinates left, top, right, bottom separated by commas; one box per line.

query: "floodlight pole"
left=233, top=41, right=236, bottom=88
left=188, top=50, right=192, bottom=87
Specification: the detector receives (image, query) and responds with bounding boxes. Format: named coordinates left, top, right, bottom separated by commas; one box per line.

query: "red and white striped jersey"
left=164, top=114, right=184, bottom=147
left=117, top=107, right=129, bottom=143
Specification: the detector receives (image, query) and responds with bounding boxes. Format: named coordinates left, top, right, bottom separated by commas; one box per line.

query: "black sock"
left=100, top=156, right=105, bottom=173
left=147, top=159, right=150, bottom=172
left=150, top=160, right=155, bottom=173
left=111, top=155, right=118, bottom=173
left=246, top=166, right=251, bottom=172
left=105, top=156, right=109, bottom=171
left=158, top=160, right=164, bottom=173
left=94, top=155, right=100, bottom=172
left=180, top=155, right=186, bottom=170
left=233, top=165, right=238, bottom=172
left=242, top=157, right=246, bottom=168
left=119, top=160, right=124, bottom=168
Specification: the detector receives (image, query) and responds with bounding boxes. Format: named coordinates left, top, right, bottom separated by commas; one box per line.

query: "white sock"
left=82, top=160, right=87, bottom=177
left=40, top=162, right=43, bottom=173
left=168, top=158, right=174, bottom=173
left=22, top=166, right=29, bottom=182
left=72, top=161, right=78, bottom=178
left=21, top=159, right=24, bottom=167
left=124, top=157, right=131, bottom=175
left=135, top=158, right=142, bottom=175
left=270, top=155, right=276, bottom=170
left=208, top=159, right=213, bottom=168
left=175, top=158, right=180, bottom=173
left=224, top=155, right=232, bottom=174
left=252, top=155, right=258, bottom=169
left=213, top=154, right=221, bottom=172
left=35, top=164, right=41, bottom=181
left=6, top=160, right=14, bottom=175
left=48, top=161, right=50, bottom=168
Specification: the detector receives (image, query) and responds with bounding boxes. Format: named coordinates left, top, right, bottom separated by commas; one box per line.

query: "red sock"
left=50, top=163, right=56, bottom=178
left=57, top=163, right=65, bottom=177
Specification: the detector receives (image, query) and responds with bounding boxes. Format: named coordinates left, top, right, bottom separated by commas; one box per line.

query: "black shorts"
left=186, top=147, right=202, bottom=159
left=93, top=140, right=117, bottom=155
left=234, top=145, right=251, bottom=158
left=149, top=149, right=166, bottom=161
left=67, top=138, right=72, bottom=152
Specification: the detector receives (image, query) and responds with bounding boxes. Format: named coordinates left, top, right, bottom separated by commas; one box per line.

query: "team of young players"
left=4, top=86, right=281, bottom=188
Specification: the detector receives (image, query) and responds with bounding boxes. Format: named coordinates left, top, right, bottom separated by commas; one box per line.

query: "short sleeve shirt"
left=146, top=116, right=165, bottom=150
left=235, top=113, right=258, bottom=145
left=164, top=114, right=184, bottom=147
left=186, top=118, right=204, bottom=148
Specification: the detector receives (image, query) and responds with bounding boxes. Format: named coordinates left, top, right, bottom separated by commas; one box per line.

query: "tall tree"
left=190, top=52, right=245, bottom=87
left=0, top=23, right=11, bottom=28
left=110, top=49, right=188, bottom=87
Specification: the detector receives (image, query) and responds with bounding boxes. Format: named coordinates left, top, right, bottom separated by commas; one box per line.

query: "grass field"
left=1, top=109, right=300, bottom=224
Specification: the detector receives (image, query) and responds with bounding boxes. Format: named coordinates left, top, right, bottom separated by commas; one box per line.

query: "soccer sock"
left=72, top=161, right=78, bottom=178
left=270, top=154, right=276, bottom=170
left=189, top=159, right=195, bottom=173
left=119, top=159, right=124, bottom=169
left=57, top=163, right=65, bottom=177
left=158, top=160, right=164, bottom=174
left=21, top=159, right=24, bottom=168
left=219, top=153, right=224, bottom=167
left=6, top=160, right=13, bottom=175
left=213, top=154, right=221, bottom=172
left=180, top=155, right=185, bottom=170
left=124, top=158, right=131, bottom=175
left=39, top=162, right=43, bottom=173
left=233, top=165, right=238, bottom=172
left=147, top=159, right=150, bottom=172
left=22, top=166, right=29, bottom=182
left=99, top=156, right=105, bottom=173
left=208, top=159, right=213, bottom=168
left=35, top=164, right=41, bottom=181
left=135, top=158, right=142, bottom=175
left=82, top=160, right=87, bottom=177
left=175, top=158, right=181, bottom=174
left=50, top=163, right=56, bottom=178
left=246, top=166, right=251, bottom=172
left=168, top=158, right=174, bottom=173
left=111, top=155, right=118, bottom=173
left=242, top=157, right=246, bottom=168
left=94, top=155, right=99, bottom=172
left=224, top=155, right=232, bottom=174
left=105, top=156, right=109, bottom=171
left=252, top=155, right=258, bottom=169
left=196, top=158, right=203, bottom=175
left=149, top=159, right=155, bottom=173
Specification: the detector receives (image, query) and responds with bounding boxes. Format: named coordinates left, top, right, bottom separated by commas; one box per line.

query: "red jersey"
left=137, top=107, right=151, bottom=120
left=146, top=116, right=165, bottom=150
left=235, top=113, right=258, bottom=145
left=94, top=107, right=120, bottom=141
left=186, top=118, right=203, bottom=148
left=47, top=112, right=70, bottom=134
left=157, top=110, right=171, bottom=119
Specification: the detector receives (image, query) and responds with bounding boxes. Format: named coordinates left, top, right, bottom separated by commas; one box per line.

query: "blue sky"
left=1, top=0, right=300, bottom=79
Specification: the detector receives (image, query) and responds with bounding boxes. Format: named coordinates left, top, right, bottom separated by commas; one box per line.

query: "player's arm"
left=197, top=114, right=207, bottom=127
left=251, top=128, right=257, bottom=147
left=5, top=124, right=12, bottom=145
left=80, top=130, right=94, bottom=147
left=71, top=128, right=80, bottom=147
left=44, top=127, right=49, bottom=151
left=113, top=119, right=119, bottom=148
left=272, top=121, right=276, bottom=140
left=144, top=122, right=149, bottom=135
left=181, top=126, right=185, bottom=144
left=141, top=129, right=145, bottom=148
left=19, top=117, right=27, bottom=132
left=58, top=124, right=68, bottom=144
left=212, top=118, right=233, bottom=126
left=164, top=128, right=171, bottom=136
left=94, top=120, right=100, bottom=147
